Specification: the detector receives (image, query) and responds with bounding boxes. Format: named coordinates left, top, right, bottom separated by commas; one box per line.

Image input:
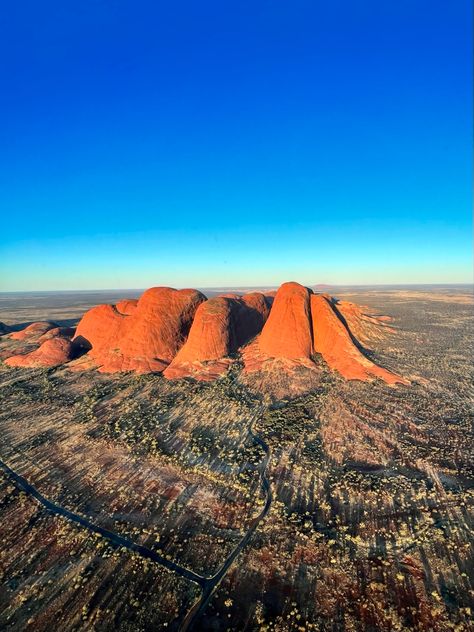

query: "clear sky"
left=0, top=1, right=472, bottom=291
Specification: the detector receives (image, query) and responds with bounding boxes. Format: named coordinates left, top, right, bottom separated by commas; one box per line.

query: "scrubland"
left=0, top=289, right=472, bottom=631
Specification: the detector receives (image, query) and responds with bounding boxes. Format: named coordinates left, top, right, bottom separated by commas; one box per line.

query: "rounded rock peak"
left=5, top=336, right=74, bottom=368
left=164, top=293, right=271, bottom=380
left=10, top=321, right=57, bottom=341
left=168, top=296, right=235, bottom=366
left=138, top=286, right=206, bottom=310
left=258, top=281, right=313, bottom=359
left=279, top=281, right=313, bottom=294
left=73, top=304, right=123, bottom=353
left=115, top=299, right=138, bottom=315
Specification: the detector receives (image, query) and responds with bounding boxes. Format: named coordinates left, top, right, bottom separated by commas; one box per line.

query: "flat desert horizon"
left=0, top=283, right=472, bottom=327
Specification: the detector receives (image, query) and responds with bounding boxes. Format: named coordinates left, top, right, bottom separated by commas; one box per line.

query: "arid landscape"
left=0, top=284, right=472, bottom=631
left=2, top=0, right=471, bottom=628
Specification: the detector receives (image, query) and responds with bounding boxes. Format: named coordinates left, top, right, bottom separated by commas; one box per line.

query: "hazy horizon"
left=0, top=282, right=473, bottom=295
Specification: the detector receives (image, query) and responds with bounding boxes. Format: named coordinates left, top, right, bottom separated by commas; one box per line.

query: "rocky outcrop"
left=258, top=282, right=313, bottom=360
left=38, top=326, right=76, bottom=343
left=334, top=300, right=395, bottom=344
left=73, top=287, right=206, bottom=373
left=311, top=294, right=407, bottom=384
left=73, top=304, right=124, bottom=356
left=4, top=337, right=74, bottom=368
left=115, top=299, right=138, bottom=315
left=2, top=282, right=407, bottom=387
left=10, top=321, right=57, bottom=341
left=164, top=293, right=270, bottom=380
left=242, top=282, right=406, bottom=388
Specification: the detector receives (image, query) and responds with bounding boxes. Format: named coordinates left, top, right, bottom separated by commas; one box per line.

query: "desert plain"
left=0, top=284, right=473, bottom=631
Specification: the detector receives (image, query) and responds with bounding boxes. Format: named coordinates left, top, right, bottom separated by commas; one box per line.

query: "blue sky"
left=0, top=1, right=472, bottom=290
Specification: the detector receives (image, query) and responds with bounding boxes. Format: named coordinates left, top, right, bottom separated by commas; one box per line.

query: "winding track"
left=0, top=423, right=272, bottom=631
left=180, top=430, right=272, bottom=630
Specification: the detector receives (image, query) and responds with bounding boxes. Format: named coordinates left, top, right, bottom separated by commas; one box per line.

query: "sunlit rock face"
left=310, top=294, right=407, bottom=385
left=3, top=282, right=407, bottom=387
left=5, top=337, right=74, bottom=368
left=73, top=287, right=206, bottom=374
left=241, top=281, right=406, bottom=388
left=163, top=292, right=270, bottom=380
left=10, top=321, right=57, bottom=341
left=258, top=282, right=313, bottom=360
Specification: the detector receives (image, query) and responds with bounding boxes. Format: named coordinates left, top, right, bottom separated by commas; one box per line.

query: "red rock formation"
left=110, top=287, right=206, bottom=371
left=2, top=281, right=407, bottom=388
left=164, top=293, right=270, bottom=380
left=241, top=282, right=316, bottom=396
left=38, top=326, right=76, bottom=343
left=73, top=287, right=206, bottom=373
left=163, top=297, right=233, bottom=380
left=10, top=321, right=57, bottom=341
left=5, top=337, right=74, bottom=368
left=335, top=300, right=395, bottom=344
left=73, top=304, right=124, bottom=355
left=258, top=282, right=313, bottom=360
left=311, top=294, right=407, bottom=384
left=115, top=299, right=138, bottom=315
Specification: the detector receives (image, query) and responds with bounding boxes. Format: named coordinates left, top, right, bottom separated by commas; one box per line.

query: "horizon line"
left=1, top=282, right=473, bottom=294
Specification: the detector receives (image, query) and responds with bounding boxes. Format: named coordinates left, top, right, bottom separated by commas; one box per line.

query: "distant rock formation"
left=5, top=337, right=74, bottom=368
left=10, top=321, right=57, bottom=341
left=2, top=282, right=407, bottom=387
left=38, top=326, right=76, bottom=343
left=115, top=299, right=138, bottom=315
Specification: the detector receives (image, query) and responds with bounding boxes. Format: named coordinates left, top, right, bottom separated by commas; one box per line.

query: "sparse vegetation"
left=0, top=288, right=472, bottom=631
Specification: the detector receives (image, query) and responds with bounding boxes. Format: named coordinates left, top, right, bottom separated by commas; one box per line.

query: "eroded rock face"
left=72, top=287, right=206, bottom=373
left=334, top=300, right=395, bottom=344
left=10, top=321, right=57, bottom=341
left=311, top=294, right=407, bottom=384
left=38, top=326, right=76, bottom=343
left=3, top=281, right=408, bottom=388
left=115, top=299, right=138, bottom=315
left=164, top=293, right=270, bottom=380
left=258, top=282, right=313, bottom=360
left=5, top=337, right=74, bottom=368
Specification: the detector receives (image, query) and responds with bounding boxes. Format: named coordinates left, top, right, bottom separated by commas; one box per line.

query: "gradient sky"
left=0, top=1, right=472, bottom=291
